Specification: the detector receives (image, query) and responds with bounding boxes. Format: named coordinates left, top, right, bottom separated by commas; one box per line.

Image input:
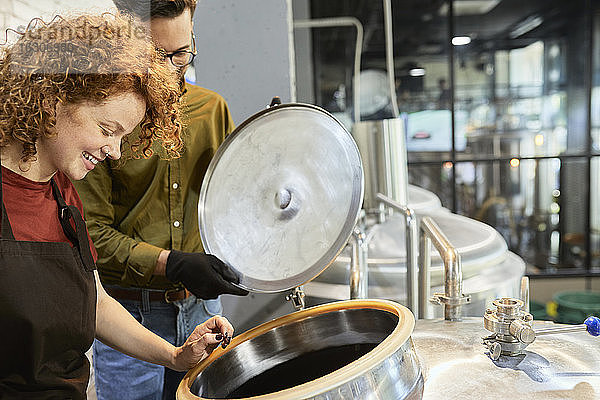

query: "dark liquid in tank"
left=224, top=343, right=377, bottom=398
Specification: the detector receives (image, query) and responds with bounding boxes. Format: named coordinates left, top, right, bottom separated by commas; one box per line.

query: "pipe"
left=382, top=0, right=399, bottom=117
left=349, top=227, right=369, bottom=299
left=294, top=18, right=363, bottom=122
left=520, top=276, right=530, bottom=313
left=419, top=216, right=470, bottom=321
left=376, top=193, right=418, bottom=315
left=418, top=231, right=431, bottom=319
left=285, top=0, right=297, bottom=102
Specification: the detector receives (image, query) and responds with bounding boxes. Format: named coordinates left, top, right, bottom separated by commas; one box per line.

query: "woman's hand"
left=171, top=315, right=234, bottom=371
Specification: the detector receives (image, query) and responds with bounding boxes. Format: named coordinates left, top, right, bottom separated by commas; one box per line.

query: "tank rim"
left=177, top=299, right=415, bottom=400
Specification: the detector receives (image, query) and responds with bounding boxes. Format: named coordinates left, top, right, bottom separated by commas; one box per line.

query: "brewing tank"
left=305, top=189, right=525, bottom=317
left=177, top=302, right=599, bottom=400
left=178, top=300, right=424, bottom=400
left=352, top=119, right=408, bottom=213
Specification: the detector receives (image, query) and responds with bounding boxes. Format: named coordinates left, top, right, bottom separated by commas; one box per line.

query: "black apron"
left=0, top=166, right=96, bottom=400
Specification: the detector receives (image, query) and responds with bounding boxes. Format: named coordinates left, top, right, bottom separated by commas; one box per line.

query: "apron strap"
left=0, top=203, right=15, bottom=240
left=0, top=164, right=15, bottom=240
left=51, top=179, right=95, bottom=271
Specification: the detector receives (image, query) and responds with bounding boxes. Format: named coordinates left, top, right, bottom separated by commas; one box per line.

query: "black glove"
left=165, top=250, right=249, bottom=299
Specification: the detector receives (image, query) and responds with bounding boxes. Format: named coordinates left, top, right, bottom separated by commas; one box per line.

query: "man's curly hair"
left=0, top=13, right=183, bottom=164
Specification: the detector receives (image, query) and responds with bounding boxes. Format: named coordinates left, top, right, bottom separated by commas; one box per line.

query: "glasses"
left=158, top=33, right=197, bottom=68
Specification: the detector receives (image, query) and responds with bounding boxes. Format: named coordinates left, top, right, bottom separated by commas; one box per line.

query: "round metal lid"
left=198, top=103, right=364, bottom=293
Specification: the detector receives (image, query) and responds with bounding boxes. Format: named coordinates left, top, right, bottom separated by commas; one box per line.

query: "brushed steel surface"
left=198, top=104, right=364, bottom=292
left=178, top=300, right=423, bottom=400
left=412, top=318, right=600, bottom=400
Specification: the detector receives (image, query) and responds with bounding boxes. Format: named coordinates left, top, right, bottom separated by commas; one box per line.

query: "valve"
left=482, top=297, right=599, bottom=360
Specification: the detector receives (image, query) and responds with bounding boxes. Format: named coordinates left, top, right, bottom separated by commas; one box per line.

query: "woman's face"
left=37, top=92, right=146, bottom=181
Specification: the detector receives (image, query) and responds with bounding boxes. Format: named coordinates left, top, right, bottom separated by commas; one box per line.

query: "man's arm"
left=74, top=161, right=163, bottom=286
left=74, top=161, right=247, bottom=298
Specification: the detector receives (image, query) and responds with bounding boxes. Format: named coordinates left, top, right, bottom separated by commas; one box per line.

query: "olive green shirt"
left=74, top=83, right=234, bottom=289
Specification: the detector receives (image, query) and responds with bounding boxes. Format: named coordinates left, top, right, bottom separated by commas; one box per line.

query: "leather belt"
left=105, top=286, right=190, bottom=303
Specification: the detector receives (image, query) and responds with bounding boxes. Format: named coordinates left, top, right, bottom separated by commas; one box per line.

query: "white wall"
left=0, top=0, right=115, bottom=39
left=193, top=0, right=294, bottom=125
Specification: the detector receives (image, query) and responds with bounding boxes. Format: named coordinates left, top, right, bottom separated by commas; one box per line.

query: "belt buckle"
left=164, top=288, right=180, bottom=303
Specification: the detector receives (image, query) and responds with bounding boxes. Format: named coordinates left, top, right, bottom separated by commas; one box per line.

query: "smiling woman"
left=37, top=92, right=147, bottom=181
left=0, top=12, right=234, bottom=400
left=0, top=13, right=183, bottom=172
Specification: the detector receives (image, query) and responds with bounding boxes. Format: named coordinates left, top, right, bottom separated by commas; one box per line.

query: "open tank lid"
left=198, top=103, right=364, bottom=293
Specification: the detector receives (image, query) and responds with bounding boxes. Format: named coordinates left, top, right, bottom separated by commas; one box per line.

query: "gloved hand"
left=165, top=250, right=249, bottom=299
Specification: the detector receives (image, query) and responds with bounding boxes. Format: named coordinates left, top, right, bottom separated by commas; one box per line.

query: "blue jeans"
left=93, top=291, right=222, bottom=400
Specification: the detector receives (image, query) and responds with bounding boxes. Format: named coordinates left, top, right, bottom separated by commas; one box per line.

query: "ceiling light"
left=452, top=36, right=471, bottom=46
left=509, top=16, right=543, bottom=39
left=409, top=68, right=426, bottom=77
left=439, top=0, right=500, bottom=17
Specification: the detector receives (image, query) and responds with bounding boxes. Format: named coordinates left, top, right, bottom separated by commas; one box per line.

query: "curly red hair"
left=0, top=13, right=183, bottom=164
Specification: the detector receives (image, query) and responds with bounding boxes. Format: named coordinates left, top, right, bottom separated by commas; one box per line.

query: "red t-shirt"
left=1, top=166, right=98, bottom=262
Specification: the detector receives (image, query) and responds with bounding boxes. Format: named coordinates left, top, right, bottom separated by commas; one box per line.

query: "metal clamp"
left=286, top=286, right=306, bottom=311
left=268, top=96, right=281, bottom=107
left=430, top=293, right=471, bottom=307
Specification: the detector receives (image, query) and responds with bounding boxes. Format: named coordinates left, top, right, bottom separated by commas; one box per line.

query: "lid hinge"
left=286, top=286, right=306, bottom=310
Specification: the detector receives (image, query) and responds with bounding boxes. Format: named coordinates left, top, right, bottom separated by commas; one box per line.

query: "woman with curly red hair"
left=0, top=13, right=233, bottom=399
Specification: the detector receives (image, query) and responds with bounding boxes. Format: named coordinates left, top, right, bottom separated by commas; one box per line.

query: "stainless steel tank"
left=305, top=209, right=525, bottom=318
left=177, top=300, right=423, bottom=400
left=178, top=302, right=599, bottom=400
left=336, top=117, right=524, bottom=317
left=352, top=119, right=408, bottom=213
left=404, top=184, right=442, bottom=214
left=412, top=318, right=600, bottom=399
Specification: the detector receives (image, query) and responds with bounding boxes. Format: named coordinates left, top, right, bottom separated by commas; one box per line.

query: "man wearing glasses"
left=74, top=1, right=248, bottom=399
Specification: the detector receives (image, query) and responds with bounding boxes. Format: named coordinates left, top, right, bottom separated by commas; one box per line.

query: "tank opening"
left=224, top=343, right=377, bottom=398
left=190, top=308, right=399, bottom=399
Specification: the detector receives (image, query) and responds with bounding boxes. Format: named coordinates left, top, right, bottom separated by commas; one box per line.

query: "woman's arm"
left=93, top=271, right=233, bottom=371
